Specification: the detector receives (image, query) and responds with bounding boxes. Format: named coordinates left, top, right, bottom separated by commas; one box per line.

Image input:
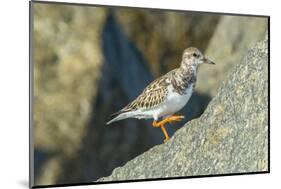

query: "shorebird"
left=107, top=47, right=215, bottom=142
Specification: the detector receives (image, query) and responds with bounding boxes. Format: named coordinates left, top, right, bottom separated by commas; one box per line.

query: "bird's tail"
left=106, top=112, right=132, bottom=125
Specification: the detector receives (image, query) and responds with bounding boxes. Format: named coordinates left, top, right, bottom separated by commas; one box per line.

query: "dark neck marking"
left=171, top=67, right=197, bottom=95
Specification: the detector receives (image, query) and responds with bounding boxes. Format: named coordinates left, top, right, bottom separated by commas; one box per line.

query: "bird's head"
left=180, top=47, right=215, bottom=70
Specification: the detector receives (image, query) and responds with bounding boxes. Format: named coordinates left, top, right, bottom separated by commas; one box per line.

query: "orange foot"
left=152, top=115, right=185, bottom=142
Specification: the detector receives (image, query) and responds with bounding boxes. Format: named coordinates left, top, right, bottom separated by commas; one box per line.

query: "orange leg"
left=152, top=115, right=185, bottom=142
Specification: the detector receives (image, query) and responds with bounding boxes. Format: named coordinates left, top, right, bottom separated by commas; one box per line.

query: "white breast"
left=157, top=84, right=193, bottom=118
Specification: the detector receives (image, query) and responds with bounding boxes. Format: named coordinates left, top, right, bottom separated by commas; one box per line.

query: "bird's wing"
left=125, top=86, right=168, bottom=110
left=116, top=69, right=176, bottom=114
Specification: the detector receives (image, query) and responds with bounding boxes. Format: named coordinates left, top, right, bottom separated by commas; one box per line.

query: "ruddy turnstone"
left=107, top=47, right=215, bottom=142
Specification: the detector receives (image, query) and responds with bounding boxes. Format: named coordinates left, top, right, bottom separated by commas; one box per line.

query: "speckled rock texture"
left=98, top=35, right=268, bottom=181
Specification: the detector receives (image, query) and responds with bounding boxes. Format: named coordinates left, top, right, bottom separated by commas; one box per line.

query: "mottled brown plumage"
left=120, top=67, right=196, bottom=113
left=107, top=47, right=214, bottom=128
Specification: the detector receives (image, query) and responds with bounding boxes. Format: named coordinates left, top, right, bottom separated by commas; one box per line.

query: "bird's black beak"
left=202, top=57, right=215, bottom=65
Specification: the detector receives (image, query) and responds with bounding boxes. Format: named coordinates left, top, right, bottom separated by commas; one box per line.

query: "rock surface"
left=33, top=3, right=106, bottom=185
left=197, top=16, right=268, bottom=97
left=98, top=35, right=268, bottom=181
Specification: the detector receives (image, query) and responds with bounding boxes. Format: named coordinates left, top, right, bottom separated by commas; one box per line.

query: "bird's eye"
left=192, top=53, right=198, bottom=57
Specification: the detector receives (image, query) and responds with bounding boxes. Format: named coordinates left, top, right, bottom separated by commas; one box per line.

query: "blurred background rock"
left=32, top=2, right=268, bottom=186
